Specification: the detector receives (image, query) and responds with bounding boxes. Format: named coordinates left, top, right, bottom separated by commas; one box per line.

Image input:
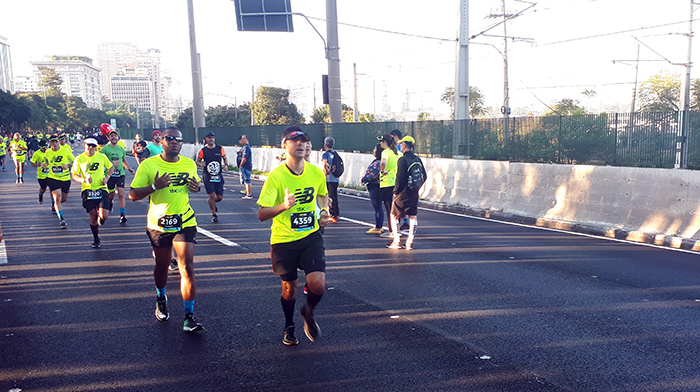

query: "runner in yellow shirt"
left=30, top=139, right=50, bottom=205
left=44, top=134, right=76, bottom=229
left=129, top=127, right=203, bottom=333
left=71, top=138, right=114, bottom=248
left=9, top=133, right=27, bottom=183
left=257, top=126, right=329, bottom=346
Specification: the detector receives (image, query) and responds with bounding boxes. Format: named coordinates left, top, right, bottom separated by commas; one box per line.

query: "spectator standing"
left=237, top=134, right=253, bottom=199
left=321, top=137, right=340, bottom=222
left=390, top=129, right=410, bottom=232
left=361, top=143, right=384, bottom=234
left=196, top=131, right=228, bottom=222
left=387, top=136, right=427, bottom=250
left=377, top=134, right=400, bottom=238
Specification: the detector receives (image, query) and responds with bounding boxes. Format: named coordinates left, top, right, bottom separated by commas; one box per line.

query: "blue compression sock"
left=156, top=286, right=166, bottom=298
left=184, top=300, right=195, bottom=314
left=57, top=210, right=64, bottom=219
left=120, top=207, right=125, bottom=215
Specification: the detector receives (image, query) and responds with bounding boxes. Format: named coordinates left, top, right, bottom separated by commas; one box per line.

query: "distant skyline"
left=2, top=0, right=699, bottom=120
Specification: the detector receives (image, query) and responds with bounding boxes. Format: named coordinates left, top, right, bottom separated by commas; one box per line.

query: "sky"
left=2, top=0, right=698, bottom=120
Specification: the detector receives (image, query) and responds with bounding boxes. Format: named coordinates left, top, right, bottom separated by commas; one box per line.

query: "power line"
left=544, top=18, right=700, bottom=45
left=305, top=16, right=456, bottom=42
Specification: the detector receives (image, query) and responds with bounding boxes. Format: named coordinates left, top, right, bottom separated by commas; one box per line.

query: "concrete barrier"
left=126, top=140, right=700, bottom=251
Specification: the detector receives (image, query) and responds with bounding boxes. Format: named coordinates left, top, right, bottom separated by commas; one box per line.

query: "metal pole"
left=502, top=0, right=510, bottom=148
left=453, top=0, right=470, bottom=156
left=676, top=0, right=694, bottom=169
left=326, top=0, right=342, bottom=123
left=251, top=85, right=255, bottom=126
left=353, top=63, right=359, bottom=122
left=187, top=0, right=205, bottom=144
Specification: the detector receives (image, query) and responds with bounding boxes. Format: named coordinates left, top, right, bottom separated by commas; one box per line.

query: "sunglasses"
left=86, top=144, right=97, bottom=147
left=163, top=135, right=183, bottom=143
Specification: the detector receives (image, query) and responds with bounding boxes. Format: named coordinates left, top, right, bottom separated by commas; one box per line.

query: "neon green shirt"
left=100, top=144, right=127, bottom=177
left=45, top=148, right=76, bottom=181
left=60, top=143, right=73, bottom=154
left=30, top=150, right=50, bottom=179
left=0, top=142, right=5, bottom=155
left=130, top=155, right=200, bottom=232
left=258, top=162, right=328, bottom=245
left=379, top=148, right=400, bottom=188
left=10, top=140, right=27, bottom=157
left=72, top=152, right=113, bottom=191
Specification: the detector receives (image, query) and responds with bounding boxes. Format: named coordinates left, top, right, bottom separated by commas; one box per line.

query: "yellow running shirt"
left=379, top=147, right=400, bottom=188
left=258, top=162, right=328, bottom=245
left=130, top=155, right=200, bottom=232
left=45, top=148, right=76, bottom=181
left=72, top=152, right=113, bottom=191
left=30, top=150, right=50, bottom=179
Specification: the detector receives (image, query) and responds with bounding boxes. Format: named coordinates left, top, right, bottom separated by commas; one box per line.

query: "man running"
left=71, top=138, right=114, bottom=248
left=237, top=134, right=253, bottom=199
left=30, top=139, right=50, bottom=205
left=9, top=133, right=27, bottom=183
left=257, top=126, right=330, bottom=346
left=101, top=128, right=135, bottom=224
left=131, top=133, right=149, bottom=165
left=44, top=134, right=76, bottom=229
left=196, top=131, right=228, bottom=222
left=146, top=130, right=163, bottom=157
left=0, top=136, right=6, bottom=171
left=129, top=127, right=204, bottom=333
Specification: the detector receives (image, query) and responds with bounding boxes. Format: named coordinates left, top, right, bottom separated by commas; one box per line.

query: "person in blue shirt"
left=321, top=137, right=340, bottom=222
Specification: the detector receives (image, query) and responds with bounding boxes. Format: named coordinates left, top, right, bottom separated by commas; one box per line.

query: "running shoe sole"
left=283, top=326, right=299, bottom=346
left=155, top=296, right=169, bottom=321
left=386, top=243, right=402, bottom=249
left=183, top=314, right=203, bottom=332
left=300, top=306, right=320, bottom=342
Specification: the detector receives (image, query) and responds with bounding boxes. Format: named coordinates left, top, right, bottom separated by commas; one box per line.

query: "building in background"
left=13, top=75, right=37, bottom=93
left=0, top=35, right=14, bottom=92
left=30, top=56, right=102, bottom=109
left=97, top=43, right=172, bottom=127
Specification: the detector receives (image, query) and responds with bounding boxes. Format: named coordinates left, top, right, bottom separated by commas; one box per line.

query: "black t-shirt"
left=133, top=140, right=149, bottom=158
left=199, top=145, right=225, bottom=182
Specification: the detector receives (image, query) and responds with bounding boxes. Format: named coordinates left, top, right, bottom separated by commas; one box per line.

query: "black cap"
left=205, top=131, right=216, bottom=138
left=281, top=126, right=310, bottom=143
left=390, top=129, right=402, bottom=138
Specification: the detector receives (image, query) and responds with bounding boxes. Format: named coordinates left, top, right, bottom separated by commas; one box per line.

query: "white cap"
left=84, top=138, right=98, bottom=145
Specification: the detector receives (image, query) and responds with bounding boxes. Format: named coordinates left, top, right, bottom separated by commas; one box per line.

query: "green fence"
left=118, top=111, right=700, bottom=169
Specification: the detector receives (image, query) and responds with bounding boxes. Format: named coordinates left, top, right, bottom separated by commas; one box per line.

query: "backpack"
left=406, top=160, right=425, bottom=191
left=330, top=150, right=345, bottom=177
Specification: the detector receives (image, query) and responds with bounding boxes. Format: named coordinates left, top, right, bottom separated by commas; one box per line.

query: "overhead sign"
left=233, top=0, right=294, bottom=32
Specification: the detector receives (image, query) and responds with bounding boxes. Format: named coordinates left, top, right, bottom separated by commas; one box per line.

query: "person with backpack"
left=322, top=137, right=343, bottom=222
left=387, top=136, right=427, bottom=250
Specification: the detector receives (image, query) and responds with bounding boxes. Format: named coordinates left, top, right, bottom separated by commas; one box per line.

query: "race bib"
left=87, top=190, right=102, bottom=200
left=290, top=211, right=315, bottom=231
left=51, top=166, right=64, bottom=174
left=112, top=168, right=121, bottom=177
left=209, top=175, right=221, bottom=183
left=158, top=214, right=182, bottom=232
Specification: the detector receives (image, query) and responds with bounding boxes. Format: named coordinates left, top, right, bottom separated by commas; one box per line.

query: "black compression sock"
left=90, top=224, right=99, bottom=241
left=280, top=296, right=296, bottom=327
left=306, top=290, right=324, bottom=309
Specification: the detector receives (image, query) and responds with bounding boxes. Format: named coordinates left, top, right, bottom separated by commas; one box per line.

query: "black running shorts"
left=107, top=175, right=126, bottom=191
left=270, top=230, right=326, bottom=282
left=47, top=178, right=71, bottom=193
left=147, top=226, right=197, bottom=248
left=81, top=189, right=111, bottom=212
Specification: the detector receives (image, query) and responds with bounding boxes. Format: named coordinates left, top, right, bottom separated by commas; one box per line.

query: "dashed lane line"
left=0, top=241, right=6, bottom=264
left=197, top=227, right=243, bottom=248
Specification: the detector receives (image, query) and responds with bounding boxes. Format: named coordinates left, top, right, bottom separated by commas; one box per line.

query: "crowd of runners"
left=1, top=125, right=426, bottom=344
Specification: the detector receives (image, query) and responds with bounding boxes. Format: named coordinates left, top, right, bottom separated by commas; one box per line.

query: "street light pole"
left=187, top=0, right=205, bottom=144
left=676, top=0, right=694, bottom=169
left=326, top=0, right=342, bottom=123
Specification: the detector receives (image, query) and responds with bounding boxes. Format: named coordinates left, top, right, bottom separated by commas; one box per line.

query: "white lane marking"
left=339, top=193, right=700, bottom=255
left=0, top=241, right=6, bottom=264
left=339, top=216, right=374, bottom=228
left=197, top=227, right=242, bottom=248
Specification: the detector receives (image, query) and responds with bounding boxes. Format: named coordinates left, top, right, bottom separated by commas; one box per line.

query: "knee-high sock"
left=407, top=217, right=417, bottom=244
left=390, top=215, right=400, bottom=243
left=281, top=296, right=295, bottom=327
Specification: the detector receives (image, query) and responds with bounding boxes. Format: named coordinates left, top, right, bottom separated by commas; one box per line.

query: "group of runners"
left=3, top=124, right=424, bottom=346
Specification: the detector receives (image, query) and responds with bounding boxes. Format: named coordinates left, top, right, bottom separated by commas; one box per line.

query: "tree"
left=37, top=67, right=64, bottom=97
left=441, top=86, right=486, bottom=118
left=544, top=98, right=585, bottom=116
left=0, top=90, right=30, bottom=132
left=205, top=104, right=252, bottom=127
left=581, top=89, right=597, bottom=112
left=311, top=103, right=354, bottom=123
left=638, top=71, right=680, bottom=112
left=417, top=112, right=431, bottom=121
left=358, top=113, right=377, bottom=122
left=251, top=86, right=304, bottom=125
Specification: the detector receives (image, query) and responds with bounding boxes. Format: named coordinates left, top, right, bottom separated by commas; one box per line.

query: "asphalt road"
left=2, top=150, right=700, bottom=392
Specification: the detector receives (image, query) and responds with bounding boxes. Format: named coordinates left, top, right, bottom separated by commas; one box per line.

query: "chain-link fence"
left=118, top=111, right=700, bottom=169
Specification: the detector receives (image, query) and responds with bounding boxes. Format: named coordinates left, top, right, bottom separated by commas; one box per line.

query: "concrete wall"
left=132, top=140, right=700, bottom=250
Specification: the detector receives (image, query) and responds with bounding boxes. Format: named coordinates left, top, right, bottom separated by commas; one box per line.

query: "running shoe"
left=169, top=259, right=178, bottom=271
left=386, top=242, right=402, bottom=250
left=283, top=325, right=299, bottom=346
left=404, top=242, right=414, bottom=250
left=92, top=240, right=101, bottom=249
left=328, top=216, right=338, bottom=223
left=15, top=178, right=19, bottom=183
left=183, top=313, right=203, bottom=332
left=59, top=219, right=67, bottom=229
left=155, top=295, right=169, bottom=321
left=303, top=283, right=308, bottom=295
left=211, top=214, right=218, bottom=223
left=38, top=193, right=43, bottom=204
left=241, top=195, right=253, bottom=200
left=239, top=190, right=246, bottom=195
left=366, top=227, right=382, bottom=234
left=300, top=306, right=320, bottom=342
left=19, top=177, right=24, bottom=183
left=119, top=215, right=127, bottom=224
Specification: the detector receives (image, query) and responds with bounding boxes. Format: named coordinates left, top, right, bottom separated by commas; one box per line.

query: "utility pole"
left=326, top=0, right=342, bottom=123
left=453, top=0, right=470, bottom=156
left=676, top=0, right=694, bottom=169
left=501, top=0, right=511, bottom=144
left=630, top=44, right=640, bottom=113
left=353, top=63, right=358, bottom=122
left=187, top=0, right=205, bottom=144
left=251, top=85, right=256, bottom=126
